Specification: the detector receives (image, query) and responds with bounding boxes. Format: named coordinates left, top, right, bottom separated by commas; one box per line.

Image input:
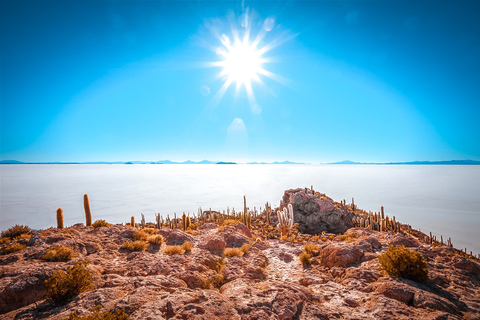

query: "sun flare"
left=217, top=36, right=264, bottom=86
left=205, top=11, right=292, bottom=108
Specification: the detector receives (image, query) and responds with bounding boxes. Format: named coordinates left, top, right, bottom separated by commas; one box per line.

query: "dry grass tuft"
left=299, top=251, right=312, bottom=265
left=132, top=230, right=148, bottom=241
left=1, top=225, right=32, bottom=239
left=181, top=241, right=194, bottom=252
left=147, top=235, right=164, bottom=246
left=164, top=245, right=185, bottom=255
left=0, top=242, right=26, bottom=255
left=120, top=240, right=148, bottom=252
left=43, top=246, right=75, bottom=261
left=304, top=243, right=319, bottom=256
left=92, top=220, right=111, bottom=228
left=224, top=247, right=243, bottom=257
left=142, top=228, right=158, bottom=235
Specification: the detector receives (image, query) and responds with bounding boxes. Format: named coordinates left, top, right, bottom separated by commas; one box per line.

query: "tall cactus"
left=84, top=194, right=92, bottom=227
left=56, top=208, right=64, bottom=229
left=131, top=216, right=135, bottom=228
left=182, top=212, right=187, bottom=231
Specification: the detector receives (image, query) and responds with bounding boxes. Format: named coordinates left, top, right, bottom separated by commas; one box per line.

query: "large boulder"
left=280, top=188, right=354, bottom=234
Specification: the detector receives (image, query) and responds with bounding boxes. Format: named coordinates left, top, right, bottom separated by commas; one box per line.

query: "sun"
left=217, top=36, right=264, bottom=86
left=205, top=10, right=291, bottom=108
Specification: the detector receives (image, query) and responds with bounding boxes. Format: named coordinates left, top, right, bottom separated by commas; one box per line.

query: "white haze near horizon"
left=1, top=164, right=479, bottom=255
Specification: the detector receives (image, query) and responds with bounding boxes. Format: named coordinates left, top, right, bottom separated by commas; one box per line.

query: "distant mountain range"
left=1, top=159, right=479, bottom=165
left=329, top=160, right=480, bottom=165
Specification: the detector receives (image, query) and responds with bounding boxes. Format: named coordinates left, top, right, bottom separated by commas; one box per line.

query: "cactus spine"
left=56, top=208, right=64, bottom=229
left=84, top=194, right=92, bottom=227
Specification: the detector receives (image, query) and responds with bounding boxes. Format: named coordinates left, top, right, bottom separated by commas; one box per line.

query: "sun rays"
left=205, top=10, right=292, bottom=110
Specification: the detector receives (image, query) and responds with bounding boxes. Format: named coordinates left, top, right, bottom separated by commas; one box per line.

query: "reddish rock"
left=165, top=229, right=194, bottom=246
left=314, top=243, right=364, bottom=268
left=223, top=230, right=249, bottom=248
left=280, top=188, right=354, bottom=234
left=198, top=235, right=226, bottom=253
left=451, top=256, right=480, bottom=274
left=388, top=234, right=420, bottom=247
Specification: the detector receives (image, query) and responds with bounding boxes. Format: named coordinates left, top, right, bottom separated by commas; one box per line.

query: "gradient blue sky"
left=1, top=0, right=479, bottom=163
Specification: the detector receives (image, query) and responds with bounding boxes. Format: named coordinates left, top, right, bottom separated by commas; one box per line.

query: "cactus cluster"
left=277, top=203, right=294, bottom=235
left=352, top=207, right=401, bottom=233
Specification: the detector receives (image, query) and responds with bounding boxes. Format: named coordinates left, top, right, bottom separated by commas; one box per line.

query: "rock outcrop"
left=280, top=188, right=354, bottom=234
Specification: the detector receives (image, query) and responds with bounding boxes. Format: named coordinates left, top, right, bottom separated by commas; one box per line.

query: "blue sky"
left=1, top=0, right=479, bottom=163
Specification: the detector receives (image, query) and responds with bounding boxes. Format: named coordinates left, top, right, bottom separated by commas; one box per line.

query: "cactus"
left=156, top=213, right=161, bottom=229
left=381, top=206, right=385, bottom=219
left=84, top=194, right=92, bottom=227
left=131, top=216, right=135, bottom=228
left=182, top=212, right=187, bottom=231
left=56, top=208, right=64, bottom=229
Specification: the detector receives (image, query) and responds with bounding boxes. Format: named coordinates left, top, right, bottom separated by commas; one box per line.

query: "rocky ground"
left=1, top=223, right=479, bottom=320
left=1, top=191, right=480, bottom=319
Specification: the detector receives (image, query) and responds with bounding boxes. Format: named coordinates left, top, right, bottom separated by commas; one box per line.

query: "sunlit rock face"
left=280, top=188, right=354, bottom=234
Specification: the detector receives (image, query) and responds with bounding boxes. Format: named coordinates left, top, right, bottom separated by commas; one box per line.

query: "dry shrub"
left=224, top=247, right=243, bottom=257
left=299, top=251, right=312, bottom=265
left=378, top=245, right=428, bottom=282
left=164, top=245, right=185, bottom=255
left=189, top=222, right=199, bottom=230
left=132, top=230, right=148, bottom=241
left=1, top=225, right=32, bottom=239
left=64, top=305, right=129, bottom=320
left=0, top=237, right=11, bottom=245
left=43, top=246, right=75, bottom=262
left=240, top=243, right=250, bottom=255
left=92, top=220, right=111, bottom=229
left=304, top=243, right=319, bottom=256
left=218, top=219, right=239, bottom=232
left=1, top=242, right=26, bottom=255
left=120, top=240, right=148, bottom=252
left=45, top=260, right=94, bottom=305
left=142, top=228, right=158, bottom=235
left=181, top=241, right=194, bottom=252
left=147, top=235, right=164, bottom=246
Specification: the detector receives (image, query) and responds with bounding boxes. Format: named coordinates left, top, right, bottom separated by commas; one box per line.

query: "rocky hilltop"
left=1, top=189, right=479, bottom=319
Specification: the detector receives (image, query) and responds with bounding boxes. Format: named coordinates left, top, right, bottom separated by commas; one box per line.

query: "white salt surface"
left=1, top=164, right=479, bottom=255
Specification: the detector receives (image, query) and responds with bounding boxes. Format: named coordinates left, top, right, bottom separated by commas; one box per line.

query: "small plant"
left=120, top=240, right=148, bottom=252
left=378, top=245, right=428, bottom=282
left=0, top=237, right=11, bottom=245
left=164, top=245, right=185, bottom=255
left=0, top=243, right=26, bottom=255
left=147, top=235, right=164, bottom=246
left=132, top=230, right=148, bottom=241
left=43, top=246, right=75, bottom=261
left=240, top=243, right=250, bottom=255
left=92, top=220, right=111, bottom=228
left=304, top=243, right=319, bottom=256
left=299, top=251, right=312, bottom=265
left=15, top=233, right=33, bottom=240
left=1, top=224, right=32, bottom=239
left=45, top=260, right=94, bottom=305
left=64, top=305, right=129, bottom=319
left=142, top=228, right=158, bottom=235
left=181, top=241, right=194, bottom=252
left=224, top=247, right=243, bottom=257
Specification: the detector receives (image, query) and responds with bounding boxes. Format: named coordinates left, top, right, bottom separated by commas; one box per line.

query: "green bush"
left=92, top=220, right=111, bottom=229
left=1, top=225, right=32, bottom=239
left=45, top=260, right=94, bottom=305
left=378, top=245, right=428, bottom=282
left=64, top=305, right=129, bottom=320
left=43, top=246, right=75, bottom=261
